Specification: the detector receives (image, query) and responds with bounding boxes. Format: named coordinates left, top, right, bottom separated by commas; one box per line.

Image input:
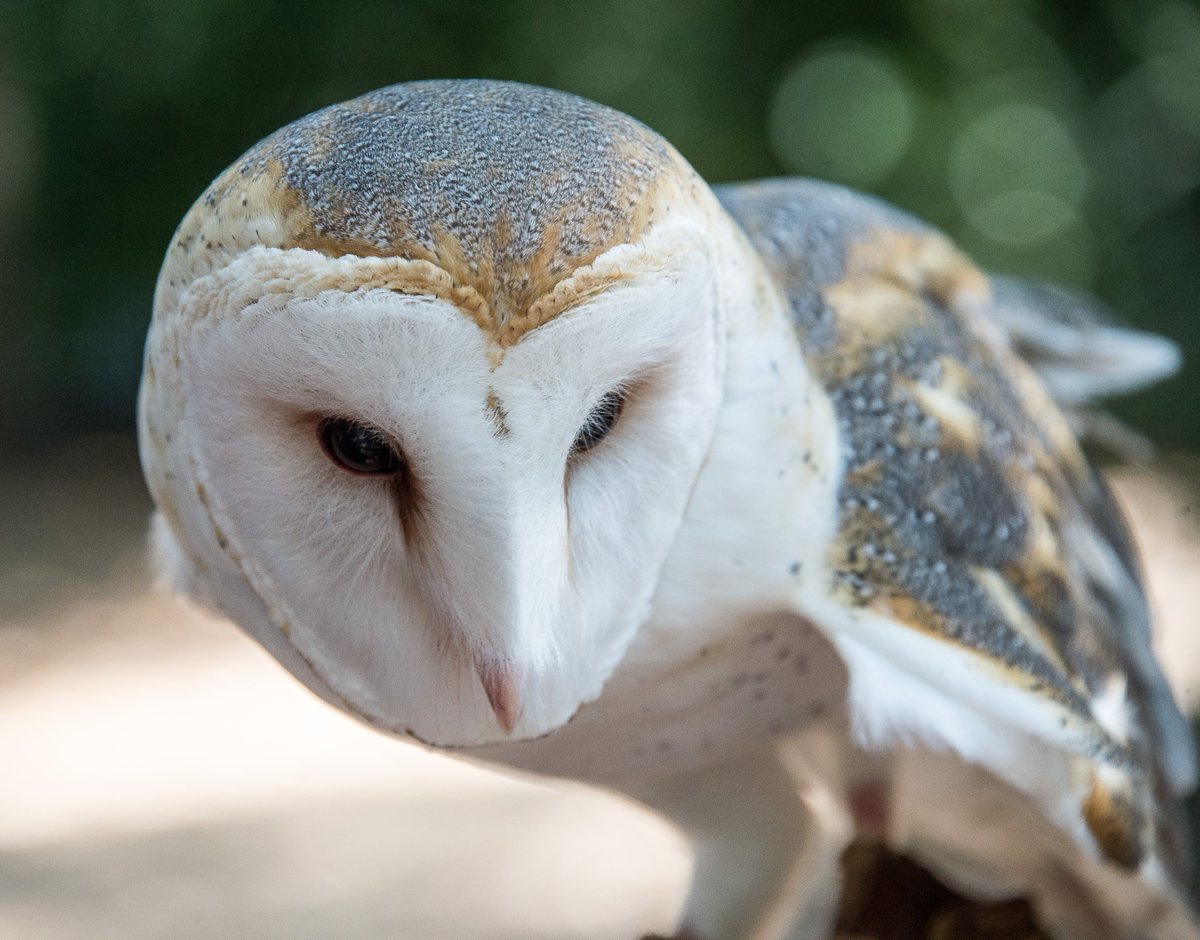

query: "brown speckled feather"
left=719, top=178, right=1196, bottom=880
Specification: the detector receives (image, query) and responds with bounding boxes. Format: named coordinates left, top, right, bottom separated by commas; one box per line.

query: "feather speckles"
left=727, top=188, right=1128, bottom=692
left=161, top=81, right=697, bottom=347
left=484, top=390, right=511, bottom=439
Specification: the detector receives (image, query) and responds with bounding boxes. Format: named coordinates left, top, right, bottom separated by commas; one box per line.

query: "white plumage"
left=138, top=80, right=1197, bottom=939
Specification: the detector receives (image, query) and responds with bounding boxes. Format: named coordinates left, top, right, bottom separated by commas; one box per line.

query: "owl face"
left=153, top=227, right=726, bottom=745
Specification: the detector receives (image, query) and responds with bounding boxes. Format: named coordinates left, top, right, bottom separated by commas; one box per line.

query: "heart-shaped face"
left=139, top=80, right=734, bottom=746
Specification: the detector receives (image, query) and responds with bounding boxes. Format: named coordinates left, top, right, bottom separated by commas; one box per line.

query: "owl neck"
left=642, top=259, right=842, bottom=649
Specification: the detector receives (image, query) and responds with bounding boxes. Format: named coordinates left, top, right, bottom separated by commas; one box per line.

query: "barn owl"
left=138, top=80, right=1198, bottom=939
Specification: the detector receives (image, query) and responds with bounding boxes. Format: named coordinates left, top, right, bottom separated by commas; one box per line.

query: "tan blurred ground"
left=0, top=438, right=1196, bottom=940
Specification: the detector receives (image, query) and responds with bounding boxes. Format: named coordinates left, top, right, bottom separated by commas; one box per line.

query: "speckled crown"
left=158, top=80, right=696, bottom=341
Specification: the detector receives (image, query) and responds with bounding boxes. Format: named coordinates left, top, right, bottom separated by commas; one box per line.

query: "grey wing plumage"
left=718, top=177, right=1196, bottom=881
left=984, top=279, right=1197, bottom=795
left=982, top=277, right=1192, bottom=794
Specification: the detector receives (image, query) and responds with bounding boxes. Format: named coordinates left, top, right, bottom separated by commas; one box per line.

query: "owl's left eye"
left=318, top=417, right=405, bottom=476
left=572, top=388, right=626, bottom=454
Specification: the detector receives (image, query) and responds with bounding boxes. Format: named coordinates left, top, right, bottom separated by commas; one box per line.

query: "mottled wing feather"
left=718, top=178, right=1195, bottom=877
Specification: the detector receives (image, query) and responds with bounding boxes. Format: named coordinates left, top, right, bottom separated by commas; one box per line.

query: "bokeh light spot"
left=1144, top=2, right=1200, bottom=141
left=966, top=191, right=1077, bottom=245
left=769, top=46, right=914, bottom=187
left=949, top=104, right=1088, bottom=244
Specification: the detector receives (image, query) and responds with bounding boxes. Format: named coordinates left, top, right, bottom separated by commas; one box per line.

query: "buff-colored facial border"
left=165, top=220, right=715, bottom=360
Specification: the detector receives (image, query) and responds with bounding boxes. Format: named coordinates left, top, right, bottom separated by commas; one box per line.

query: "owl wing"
left=987, top=276, right=1182, bottom=460
left=717, top=179, right=1196, bottom=886
left=985, top=275, right=1181, bottom=408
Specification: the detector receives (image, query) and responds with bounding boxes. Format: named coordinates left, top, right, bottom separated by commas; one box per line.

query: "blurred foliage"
left=1, top=0, right=1199, bottom=451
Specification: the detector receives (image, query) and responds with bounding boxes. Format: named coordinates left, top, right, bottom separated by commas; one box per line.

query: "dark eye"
left=318, top=417, right=404, bottom=476
left=571, top=388, right=626, bottom=454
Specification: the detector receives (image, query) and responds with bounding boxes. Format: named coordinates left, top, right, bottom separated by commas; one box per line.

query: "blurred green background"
left=2, top=0, right=1200, bottom=453
left=2, top=0, right=1199, bottom=922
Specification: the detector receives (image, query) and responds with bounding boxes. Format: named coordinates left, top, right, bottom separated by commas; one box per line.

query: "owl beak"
left=476, top=659, right=522, bottom=734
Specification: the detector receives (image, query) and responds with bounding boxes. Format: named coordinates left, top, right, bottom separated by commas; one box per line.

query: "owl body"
left=139, top=81, right=1197, bottom=938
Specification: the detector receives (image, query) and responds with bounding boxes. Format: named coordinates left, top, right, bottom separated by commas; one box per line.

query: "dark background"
left=3, top=0, right=1200, bottom=453
left=2, top=0, right=1199, bottom=914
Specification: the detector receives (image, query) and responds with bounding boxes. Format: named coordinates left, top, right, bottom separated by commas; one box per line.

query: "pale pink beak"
left=477, top=661, right=522, bottom=734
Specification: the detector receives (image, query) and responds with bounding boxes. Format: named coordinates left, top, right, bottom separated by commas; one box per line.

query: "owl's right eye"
left=571, top=387, right=626, bottom=455
left=318, top=417, right=405, bottom=476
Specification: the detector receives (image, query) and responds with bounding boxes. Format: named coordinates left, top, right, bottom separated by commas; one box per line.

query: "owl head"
left=139, top=80, right=751, bottom=746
